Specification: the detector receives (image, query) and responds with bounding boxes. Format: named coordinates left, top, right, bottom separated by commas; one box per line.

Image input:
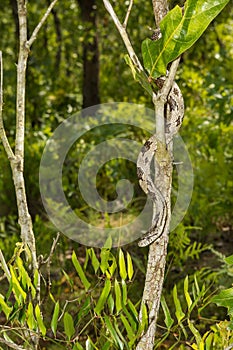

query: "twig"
left=160, top=57, right=181, bottom=98
left=43, top=233, right=60, bottom=301
left=153, top=57, right=181, bottom=143
left=0, top=51, right=15, bottom=161
left=27, top=0, right=58, bottom=48
left=0, top=337, right=27, bottom=350
left=43, top=232, right=60, bottom=265
left=123, top=0, right=133, bottom=28
left=0, top=249, right=11, bottom=282
left=103, top=0, right=144, bottom=71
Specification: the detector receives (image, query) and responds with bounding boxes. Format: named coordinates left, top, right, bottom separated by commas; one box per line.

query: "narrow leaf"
left=121, top=279, right=128, bottom=305
left=173, top=285, right=185, bottom=323
left=161, top=296, right=174, bottom=329
left=72, top=251, right=91, bottom=290
left=51, top=301, right=59, bottom=336
left=120, top=314, right=135, bottom=341
left=26, top=302, right=37, bottom=330
left=89, top=248, right=100, bottom=273
left=10, top=266, right=26, bottom=302
left=119, top=249, right=127, bottom=280
left=127, top=252, right=134, bottom=281
left=104, top=316, right=124, bottom=350
left=188, top=319, right=202, bottom=345
left=114, top=279, right=122, bottom=314
left=108, top=293, right=115, bottom=314
left=64, top=311, right=75, bottom=341
left=0, top=294, right=12, bottom=320
left=35, top=304, right=46, bottom=336
left=225, top=254, right=233, bottom=265
left=94, top=279, right=111, bottom=315
left=184, top=276, right=193, bottom=310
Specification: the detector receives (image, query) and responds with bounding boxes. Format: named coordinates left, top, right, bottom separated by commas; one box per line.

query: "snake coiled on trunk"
left=137, top=80, right=184, bottom=247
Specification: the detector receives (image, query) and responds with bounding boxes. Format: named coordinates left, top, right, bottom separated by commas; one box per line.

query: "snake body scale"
left=137, top=80, right=184, bottom=247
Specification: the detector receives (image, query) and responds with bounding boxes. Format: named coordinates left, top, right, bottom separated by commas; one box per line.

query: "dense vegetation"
left=0, top=0, right=232, bottom=349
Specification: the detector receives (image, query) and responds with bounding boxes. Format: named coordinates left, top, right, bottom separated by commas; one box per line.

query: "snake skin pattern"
left=137, top=80, right=184, bottom=247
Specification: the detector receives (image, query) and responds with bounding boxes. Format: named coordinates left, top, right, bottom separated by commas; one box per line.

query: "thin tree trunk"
left=136, top=1, right=180, bottom=349
left=77, top=0, right=100, bottom=109
left=0, top=1, right=58, bottom=347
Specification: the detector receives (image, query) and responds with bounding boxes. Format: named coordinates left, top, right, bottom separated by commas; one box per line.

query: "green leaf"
left=173, top=285, right=185, bottom=323
left=64, top=312, right=75, bottom=341
left=73, top=343, right=84, bottom=350
left=122, top=304, right=137, bottom=332
left=77, top=297, right=91, bottom=321
left=89, top=248, right=100, bottom=273
left=225, top=254, right=233, bottom=265
left=121, top=279, right=128, bottom=305
left=26, top=302, right=37, bottom=330
left=86, top=337, right=98, bottom=350
left=211, top=288, right=233, bottom=316
left=10, top=266, right=26, bottom=303
left=103, top=236, right=112, bottom=249
left=102, top=341, right=112, bottom=350
left=108, top=293, right=115, bottom=314
left=161, top=296, right=174, bottom=329
left=72, top=251, right=91, bottom=290
left=33, top=269, right=39, bottom=289
left=120, top=314, right=135, bottom=341
left=100, top=249, right=110, bottom=274
left=119, top=249, right=127, bottom=280
left=51, top=301, right=59, bottom=336
left=127, top=299, right=138, bottom=323
left=94, top=279, right=111, bottom=315
left=108, top=252, right=117, bottom=277
left=0, top=294, right=13, bottom=320
left=124, top=55, right=153, bottom=96
left=139, top=302, right=148, bottom=332
left=184, top=276, right=193, bottom=310
left=114, top=279, right=122, bottom=314
left=35, top=304, right=46, bottom=337
left=142, top=0, right=230, bottom=78
left=188, top=319, right=202, bottom=345
left=104, top=316, right=124, bottom=350
left=127, top=253, right=134, bottom=281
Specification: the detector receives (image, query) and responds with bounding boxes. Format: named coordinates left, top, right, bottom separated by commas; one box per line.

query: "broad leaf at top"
left=142, top=0, right=230, bottom=78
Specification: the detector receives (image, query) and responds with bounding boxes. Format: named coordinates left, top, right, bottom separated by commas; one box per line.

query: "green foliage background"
left=0, top=0, right=232, bottom=349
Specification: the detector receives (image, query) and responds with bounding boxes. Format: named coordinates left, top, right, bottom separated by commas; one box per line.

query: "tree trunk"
left=77, top=0, right=100, bottom=109
left=136, top=1, right=181, bottom=349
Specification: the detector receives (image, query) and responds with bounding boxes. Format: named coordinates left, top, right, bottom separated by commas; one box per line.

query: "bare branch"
left=123, top=0, right=133, bottom=28
left=0, top=51, right=15, bottom=160
left=103, top=0, right=144, bottom=71
left=154, top=57, right=181, bottom=143
left=27, top=0, right=59, bottom=48
left=0, top=249, right=11, bottom=281
left=160, top=57, right=181, bottom=97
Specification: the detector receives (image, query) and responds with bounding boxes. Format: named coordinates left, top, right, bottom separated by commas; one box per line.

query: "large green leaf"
left=211, top=288, right=233, bottom=316
left=142, top=0, right=230, bottom=78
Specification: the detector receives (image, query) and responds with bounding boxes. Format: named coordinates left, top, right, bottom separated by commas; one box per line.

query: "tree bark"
left=77, top=0, right=100, bottom=109
left=136, top=1, right=180, bottom=349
